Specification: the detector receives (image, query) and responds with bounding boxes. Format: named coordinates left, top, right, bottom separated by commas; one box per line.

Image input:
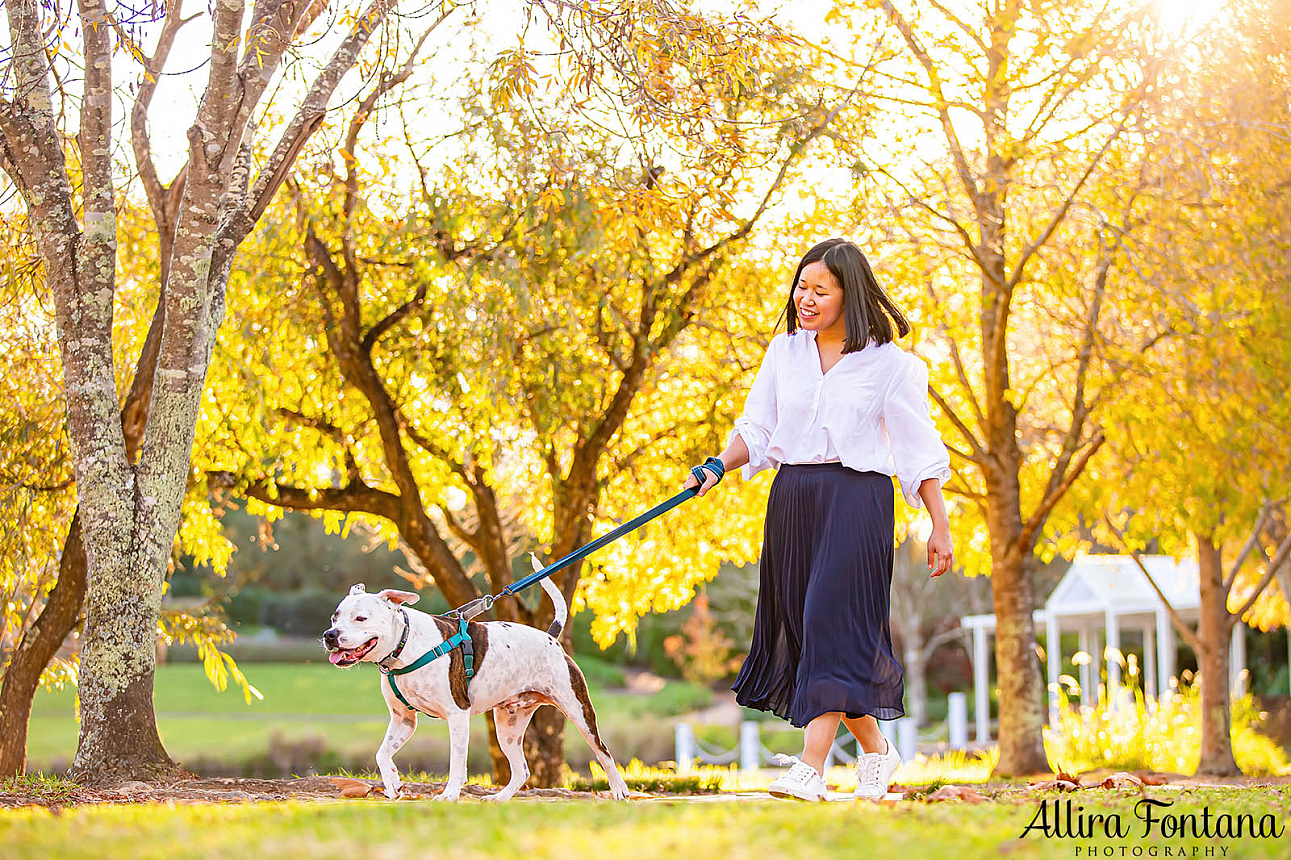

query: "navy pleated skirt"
left=731, top=463, right=905, bottom=728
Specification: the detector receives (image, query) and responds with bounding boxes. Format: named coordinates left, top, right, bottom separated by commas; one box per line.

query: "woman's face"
left=794, top=260, right=846, bottom=339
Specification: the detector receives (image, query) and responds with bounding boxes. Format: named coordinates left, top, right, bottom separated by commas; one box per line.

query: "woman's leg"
left=841, top=714, right=886, bottom=755
left=800, top=711, right=843, bottom=773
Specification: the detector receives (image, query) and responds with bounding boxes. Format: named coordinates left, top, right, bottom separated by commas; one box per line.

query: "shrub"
left=662, top=594, right=743, bottom=685
left=223, top=585, right=272, bottom=628
left=1043, top=655, right=1290, bottom=776
left=259, top=590, right=344, bottom=638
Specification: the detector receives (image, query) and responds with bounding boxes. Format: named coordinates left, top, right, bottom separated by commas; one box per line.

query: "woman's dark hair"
left=782, top=238, right=911, bottom=353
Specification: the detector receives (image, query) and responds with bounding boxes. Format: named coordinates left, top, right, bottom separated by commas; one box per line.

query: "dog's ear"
left=377, top=589, right=420, bottom=606
left=349, top=583, right=367, bottom=596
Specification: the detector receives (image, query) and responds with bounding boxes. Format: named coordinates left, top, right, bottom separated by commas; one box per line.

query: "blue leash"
left=376, top=458, right=724, bottom=711
left=447, top=458, right=725, bottom=620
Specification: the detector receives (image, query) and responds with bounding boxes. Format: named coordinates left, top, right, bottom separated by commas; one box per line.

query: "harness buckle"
left=448, top=594, right=496, bottom=621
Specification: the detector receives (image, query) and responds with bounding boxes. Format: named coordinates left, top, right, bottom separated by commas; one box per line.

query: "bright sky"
left=128, top=0, right=1230, bottom=172
left=3, top=0, right=1233, bottom=221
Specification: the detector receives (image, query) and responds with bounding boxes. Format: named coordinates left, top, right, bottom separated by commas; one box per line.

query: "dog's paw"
left=383, top=785, right=402, bottom=801
left=481, top=790, right=513, bottom=803
left=432, top=790, right=461, bottom=802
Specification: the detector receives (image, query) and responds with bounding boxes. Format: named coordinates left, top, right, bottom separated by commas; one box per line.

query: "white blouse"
left=730, top=330, right=952, bottom=508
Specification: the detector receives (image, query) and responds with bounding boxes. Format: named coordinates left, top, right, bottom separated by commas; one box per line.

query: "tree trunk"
left=486, top=711, right=510, bottom=785
left=69, top=541, right=178, bottom=784
left=0, top=515, right=88, bottom=777
left=990, top=546, right=1050, bottom=774
left=0, top=230, right=168, bottom=779
left=903, top=635, right=928, bottom=728
left=982, top=350, right=1050, bottom=774
left=523, top=705, right=567, bottom=788
left=1195, top=533, right=1240, bottom=776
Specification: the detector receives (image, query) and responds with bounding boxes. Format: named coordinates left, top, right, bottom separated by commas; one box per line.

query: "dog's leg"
left=552, top=660, right=630, bottom=800
left=376, top=711, right=417, bottom=800
left=483, top=703, right=541, bottom=802
left=434, top=711, right=471, bottom=802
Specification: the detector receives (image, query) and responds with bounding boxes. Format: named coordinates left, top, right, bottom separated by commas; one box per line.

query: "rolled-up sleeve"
left=882, top=355, right=951, bottom=508
left=730, top=337, right=779, bottom=480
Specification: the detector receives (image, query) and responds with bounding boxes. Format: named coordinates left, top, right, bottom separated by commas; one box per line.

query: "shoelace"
left=858, top=752, right=882, bottom=787
left=771, top=753, right=819, bottom=785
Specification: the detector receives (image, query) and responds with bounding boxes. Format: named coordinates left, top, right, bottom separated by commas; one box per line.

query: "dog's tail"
left=537, top=574, right=567, bottom=638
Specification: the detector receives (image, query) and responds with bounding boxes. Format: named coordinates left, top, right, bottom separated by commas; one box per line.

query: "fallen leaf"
left=1135, top=771, right=1169, bottom=785
left=924, top=785, right=986, bottom=803
left=327, top=777, right=375, bottom=798
left=1099, top=772, right=1144, bottom=789
left=1029, top=779, right=1080, bottom=792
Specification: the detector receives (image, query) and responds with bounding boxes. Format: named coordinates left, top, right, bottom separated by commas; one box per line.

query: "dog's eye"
left=355, top=616, right=367, bottom=622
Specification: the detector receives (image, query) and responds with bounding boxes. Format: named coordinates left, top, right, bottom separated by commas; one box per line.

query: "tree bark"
left=989, top=549, right=1049, bottom=774
left=0, top=218, right=170, bottom=779
left=1195, top=533, right=1240, bottom=776
left=524, top=704, right=568, bottom=788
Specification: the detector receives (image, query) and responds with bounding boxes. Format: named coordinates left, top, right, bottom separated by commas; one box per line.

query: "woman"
left=685, top=238, right=954, bottom=801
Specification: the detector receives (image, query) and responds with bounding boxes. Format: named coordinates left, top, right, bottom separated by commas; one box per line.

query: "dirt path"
left=0, top=776, right=635, bottom=809
left=3, top=770, right=1288, bottom=810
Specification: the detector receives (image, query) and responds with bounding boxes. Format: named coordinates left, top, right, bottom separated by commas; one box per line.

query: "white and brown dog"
left=322, top=576, right=629, bottom=801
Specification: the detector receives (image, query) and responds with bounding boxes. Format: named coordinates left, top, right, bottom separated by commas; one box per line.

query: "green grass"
left=25, top=660, right=711, bottom=774
left=0, top=774, right=78, bottom=805
left=0, top=788, right=1287, bottom=860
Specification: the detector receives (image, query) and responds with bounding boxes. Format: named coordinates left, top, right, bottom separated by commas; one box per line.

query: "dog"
left=322, top=575, right=630, bottom=801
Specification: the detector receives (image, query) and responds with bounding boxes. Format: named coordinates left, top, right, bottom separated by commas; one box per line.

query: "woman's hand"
left=926, top=525, right=954, bottom=578
left=683, top=457, right=726, bottom=497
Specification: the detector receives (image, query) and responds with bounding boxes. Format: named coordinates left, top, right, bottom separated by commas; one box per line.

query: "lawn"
left=1, top=787, right=1287, bottom=860
left=25, top=659, right=714, bottom=775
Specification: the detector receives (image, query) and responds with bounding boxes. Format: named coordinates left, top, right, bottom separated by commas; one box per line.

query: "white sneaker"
left=767, top=753, right=827, bottom=801
left=853, top=738, right=902, bottom=798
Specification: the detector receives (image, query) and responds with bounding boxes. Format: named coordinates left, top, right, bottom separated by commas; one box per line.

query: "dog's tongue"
left=329, top=650, right=347, bottom=664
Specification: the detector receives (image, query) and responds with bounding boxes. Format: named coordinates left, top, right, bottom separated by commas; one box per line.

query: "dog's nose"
left=322, top=628, right=339, bottom=649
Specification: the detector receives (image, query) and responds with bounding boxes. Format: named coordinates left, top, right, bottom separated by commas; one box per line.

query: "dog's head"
left=322, top=583, right=420, bottom=667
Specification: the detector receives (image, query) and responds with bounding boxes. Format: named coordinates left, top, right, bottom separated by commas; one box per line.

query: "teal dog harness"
left=379, top=609, right=474, bottom=715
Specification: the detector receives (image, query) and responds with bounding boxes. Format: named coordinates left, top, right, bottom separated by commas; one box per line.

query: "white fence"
left=675, top=691, right=971, bottom=772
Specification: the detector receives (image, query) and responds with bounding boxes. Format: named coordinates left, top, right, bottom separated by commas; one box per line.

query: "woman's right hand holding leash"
left=684, top=456, right=726, bottom=497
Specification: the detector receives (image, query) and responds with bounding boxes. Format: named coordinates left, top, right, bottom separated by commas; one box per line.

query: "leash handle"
left=502, top=486, right=700, bottom=597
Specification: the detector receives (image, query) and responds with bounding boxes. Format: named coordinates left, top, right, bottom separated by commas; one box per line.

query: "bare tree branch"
left=219, top=0, right=437, bottom=250
left=208, top=470, right=401, bottom=519
left=1223, top=505, right=1272, bottom=591
left=1231, top=529, right=1291, bottom=624
left=1018, top=430, right=1105, bottom=553
left=1103, top=516, right=1203, bottom=652
left=927, top=385, right=988, bottom=463
left=877, top=1, right=981, bottom=211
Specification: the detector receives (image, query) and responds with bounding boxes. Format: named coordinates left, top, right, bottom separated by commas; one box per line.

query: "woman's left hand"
left=926, top=525, right=954, bottom=578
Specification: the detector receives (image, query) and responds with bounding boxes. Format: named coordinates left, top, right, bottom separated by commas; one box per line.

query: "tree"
left=1098, top=0, right=1291, bottom=776
left=0, top=0, right=429, bottom=783
left=203, top=28, right=853, bottom=784
left=0, top=0, right=840, bottom=781
left=818, top=0, right=1166, bottom=774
